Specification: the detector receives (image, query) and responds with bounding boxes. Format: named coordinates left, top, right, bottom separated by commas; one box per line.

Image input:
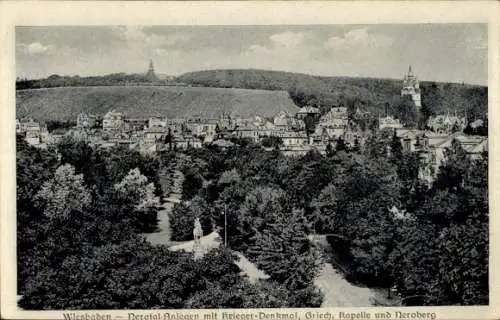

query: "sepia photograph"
left=1, top=1, right=498, bottom=320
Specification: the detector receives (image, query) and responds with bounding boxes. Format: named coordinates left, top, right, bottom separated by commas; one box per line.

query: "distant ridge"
left=16, top=68, right=487, bottom=122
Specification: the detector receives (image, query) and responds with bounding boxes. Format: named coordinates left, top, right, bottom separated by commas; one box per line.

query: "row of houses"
left=379, top=112, right=479, bottom=134
left=16, top=118, right=68, bottom=148
left=17, top=103, right=362, bottom=157
left=393, top=128, right=487, bottom=184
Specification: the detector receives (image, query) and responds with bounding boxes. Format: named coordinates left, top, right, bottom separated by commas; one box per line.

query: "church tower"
left=401, top=65, right=421, bottom=108
left=146, top=60, right=158, bottom=82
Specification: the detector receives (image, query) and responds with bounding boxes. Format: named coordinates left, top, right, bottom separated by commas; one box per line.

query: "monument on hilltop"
left=401, top=65, right=421, bottom=108
left=146, top=60, right=158, bottom=82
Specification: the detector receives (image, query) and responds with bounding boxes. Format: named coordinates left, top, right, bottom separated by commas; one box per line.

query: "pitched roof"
left=297, top=106, right=320, bottom=114
left=212, top=139, right=235, bottom=148
left=470, top=119, right=484, bottom=128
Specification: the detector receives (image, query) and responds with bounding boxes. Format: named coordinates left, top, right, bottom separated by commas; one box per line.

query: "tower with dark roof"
left=146, top=60, right=158, bottom=82
left=401, top=65, right=421, bottom=108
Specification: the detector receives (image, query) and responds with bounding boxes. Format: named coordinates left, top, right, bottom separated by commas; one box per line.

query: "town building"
left=187, top=118, right=218, bottom=138
left=343, top=129, right=362, bottom=149
left=173, top=135, right=203, bottom=150
left=454, top=135, right=488, bottom=160
left=148, top=116, right=168, bottom=129
left=103, top=110, right=125, bottom=131
left=314, top=124, right=344, bottom=139
left=126, top=118, right=148, bottom=132
left=49, top=128, right=69, bottom=146
left=21, top=118, right=42, bottom=146
left=316, top=106, right=349, bottom=138
left=395, top=128, right=426, bottom=153
left=233, top=116, right=277, bottom=142
left=354, top=107, right=370, bottom=120
left=311, top=126, right=331, bottom=144
left=379, top=116, right=403, bottom=130
left=401, top=65, right=421, bottom=108
left=427, top=113, right=467, bottom=134
left=279, top=131, right=309, bottom=146
left=217, top=114, right=236, bottom=131
left=77, top=113, right=98, bottom=129
left=295, top=106, right=320, bottom=120
left=280, top=144, right=326, bottom=157
left=167, top=118, right=186, bottom=134
left=395, top=128, right=487, bottom=183
left=144, top=126, right=168, bottom=141
left=273, top=111, right=303, bottom=130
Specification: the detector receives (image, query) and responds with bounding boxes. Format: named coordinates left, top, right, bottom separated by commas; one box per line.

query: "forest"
left=17, top=136, right=321, bottom=309
left=15, top=73, right=171, bottom=90
left=17, top=127, right=488, bottom=309
left=177, top=69, right=488, bottom=121
left=170, top=134, right=488, bottom=306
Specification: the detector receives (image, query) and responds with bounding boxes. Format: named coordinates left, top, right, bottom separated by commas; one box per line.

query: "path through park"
left=144, top=166, right=384, bottom=307
left=144, top=167, right=183, bottom=246
left=312, top=235, right=395, bottom=307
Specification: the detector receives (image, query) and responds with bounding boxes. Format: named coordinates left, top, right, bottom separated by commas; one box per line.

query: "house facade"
left=379, top=116, right=403, bottom=130
left=77, top=113, right=98, bottom=129
left=103, top=110, right=125, bottom=131
left=148, top=116, right=168, bottom=129
left=427, top=114, right=467, bottom=134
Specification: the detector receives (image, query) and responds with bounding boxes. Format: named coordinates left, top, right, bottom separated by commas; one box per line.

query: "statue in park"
left=193, top=217, right=203, bottom=248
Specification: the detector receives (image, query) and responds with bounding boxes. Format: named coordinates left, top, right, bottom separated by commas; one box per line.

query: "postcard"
left=1, top=1, right=498, bottom=320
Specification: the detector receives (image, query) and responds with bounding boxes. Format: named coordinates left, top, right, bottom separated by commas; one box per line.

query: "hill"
left=16, top=86, right=299, bottom=122
left=176, top=69, right=487, bottom=120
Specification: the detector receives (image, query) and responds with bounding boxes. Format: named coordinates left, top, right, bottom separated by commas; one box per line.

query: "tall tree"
left=34, top=164, right=91, bottom=220
left=247, top=210, right=323, bottom=290
left=335, top=136, right=347, bottom=152
left=389, top=131, right=403, bottom=164
left=435, top=140, right=471, bottom=191
left=326, top=142, right=335, bottom=157
left=114, top=168, right=157, bottom=211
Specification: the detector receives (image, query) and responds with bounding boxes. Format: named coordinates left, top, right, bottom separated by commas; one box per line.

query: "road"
left=311, top=235, right=395, bottom=307
left=169, top=230, right=269, bottom=282
left=144, top=168, right=184, bottom=246
left=169, top=231, right=220, bottom=253
left=315, top=262, right=375, bottom=307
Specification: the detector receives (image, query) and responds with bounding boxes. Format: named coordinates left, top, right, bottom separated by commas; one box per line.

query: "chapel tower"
left=401, top=65, right=421, bottom=108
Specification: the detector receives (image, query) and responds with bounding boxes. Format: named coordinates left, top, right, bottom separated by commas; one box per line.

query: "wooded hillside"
left=177, top=69, right=487, bottom=120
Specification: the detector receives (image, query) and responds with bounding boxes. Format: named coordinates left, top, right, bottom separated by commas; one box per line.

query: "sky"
left=16, top=24, right=488, bottom=85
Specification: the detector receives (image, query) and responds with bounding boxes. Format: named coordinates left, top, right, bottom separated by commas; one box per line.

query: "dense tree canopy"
left=17, top=118, right=488, bottom=308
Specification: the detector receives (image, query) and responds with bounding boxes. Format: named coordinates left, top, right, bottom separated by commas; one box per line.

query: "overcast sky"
left=16, top=24, right=488, bottom=85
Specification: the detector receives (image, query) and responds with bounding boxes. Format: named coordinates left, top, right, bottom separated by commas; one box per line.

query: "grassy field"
left=16, top=85, right=299, bottom=122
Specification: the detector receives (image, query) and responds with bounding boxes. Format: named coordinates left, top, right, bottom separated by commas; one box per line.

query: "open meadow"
left=16, top=85, right=299, bottom=121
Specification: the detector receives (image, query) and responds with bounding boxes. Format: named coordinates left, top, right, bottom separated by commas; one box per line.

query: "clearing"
left=16, top=85, right=299, bottom=122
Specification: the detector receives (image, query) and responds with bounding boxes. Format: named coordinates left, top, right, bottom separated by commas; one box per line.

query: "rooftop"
left=297, top=106, right=320, bottom=114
